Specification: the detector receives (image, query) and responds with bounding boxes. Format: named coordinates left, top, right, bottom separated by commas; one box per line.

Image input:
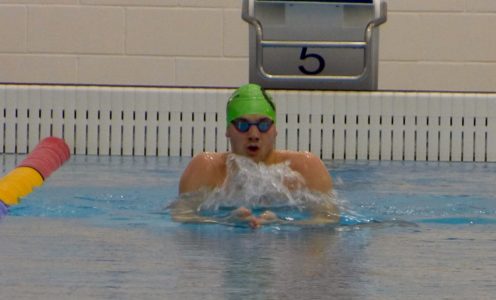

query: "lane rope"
left=0, top=137, right=70, bottom=219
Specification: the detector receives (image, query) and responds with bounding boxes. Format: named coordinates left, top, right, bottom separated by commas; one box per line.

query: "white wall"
left=0, top=0, right=495, bottom=92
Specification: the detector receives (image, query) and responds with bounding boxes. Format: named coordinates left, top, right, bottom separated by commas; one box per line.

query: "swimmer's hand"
left=232, top=202, right=340, bottom=227
left=168, top=195, right=277, bottom=228
left=227, top=201, right=340, bottom=228
left=227, top=207, right=278, bottom=229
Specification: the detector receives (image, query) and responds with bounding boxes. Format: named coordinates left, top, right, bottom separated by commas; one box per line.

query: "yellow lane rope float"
left=0, top=137, right=70, bottom=218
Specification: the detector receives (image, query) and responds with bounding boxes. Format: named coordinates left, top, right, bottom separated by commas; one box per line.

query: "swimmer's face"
left=226, top=114, right=277, bottom=162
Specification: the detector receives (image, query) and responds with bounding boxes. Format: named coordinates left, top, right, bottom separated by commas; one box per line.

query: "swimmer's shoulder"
left=191, top=151, right=227, bottom=164
left=179, top=152, right=227, bottom=194
left=274, top=150, right=332, bottom=192
left=273, top=150, right=321, bottom=165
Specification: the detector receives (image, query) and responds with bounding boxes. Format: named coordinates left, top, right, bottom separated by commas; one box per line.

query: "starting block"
left=242, top=0, right=387, bottom=90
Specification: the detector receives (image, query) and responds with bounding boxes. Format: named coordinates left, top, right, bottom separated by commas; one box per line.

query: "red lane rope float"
left=0, top=137, right=70, bottom=218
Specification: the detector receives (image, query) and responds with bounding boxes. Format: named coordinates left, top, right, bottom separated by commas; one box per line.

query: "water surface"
left=1, top=155, right=495, bottom=299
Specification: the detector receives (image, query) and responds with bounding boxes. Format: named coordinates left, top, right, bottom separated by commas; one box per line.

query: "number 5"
left=298, top=47, right=326, bottom=75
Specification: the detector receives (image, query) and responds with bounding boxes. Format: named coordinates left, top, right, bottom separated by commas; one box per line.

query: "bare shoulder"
left=189, top=152, right=226, bottom=167
left=276, top=150, right=332, bottom=193
left=276, top=150, right=323, bottom=170
left=179, top=152, right=227, bottom=194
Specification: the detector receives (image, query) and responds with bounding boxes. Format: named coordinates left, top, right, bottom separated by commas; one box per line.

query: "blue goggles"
left=231, top=118, right=274, bottom=133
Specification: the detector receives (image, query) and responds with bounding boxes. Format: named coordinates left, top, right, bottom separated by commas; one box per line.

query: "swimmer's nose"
left=247, top=124, right=260, bottom=141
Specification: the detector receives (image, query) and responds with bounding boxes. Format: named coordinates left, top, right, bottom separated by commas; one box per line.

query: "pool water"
left=1, top=155, right=496, bottom=299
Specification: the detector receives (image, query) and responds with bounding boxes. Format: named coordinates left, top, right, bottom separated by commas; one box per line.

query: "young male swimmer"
left=169, top=84, right=339, bottom=228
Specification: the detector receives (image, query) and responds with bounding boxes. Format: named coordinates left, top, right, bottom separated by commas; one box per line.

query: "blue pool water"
left=1, top=155, right=496, bottom=299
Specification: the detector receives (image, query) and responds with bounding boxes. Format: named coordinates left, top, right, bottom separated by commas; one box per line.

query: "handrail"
left=242, top=0, right=387, bottom=83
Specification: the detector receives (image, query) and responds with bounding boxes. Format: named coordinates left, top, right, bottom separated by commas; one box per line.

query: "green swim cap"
left=226, top=84, right=276, bottom=124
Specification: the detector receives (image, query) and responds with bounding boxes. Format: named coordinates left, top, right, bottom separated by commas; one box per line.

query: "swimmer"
left=170, top=83, right=339, bottom=228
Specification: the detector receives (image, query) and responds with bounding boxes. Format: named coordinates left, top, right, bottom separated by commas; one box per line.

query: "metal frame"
left=242, top=0, right=387, bottom=90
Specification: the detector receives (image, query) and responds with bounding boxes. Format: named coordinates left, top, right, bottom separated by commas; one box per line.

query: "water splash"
left=199, top=154, right=334, bottom=212
left=169, top=154, right=376, bottom=226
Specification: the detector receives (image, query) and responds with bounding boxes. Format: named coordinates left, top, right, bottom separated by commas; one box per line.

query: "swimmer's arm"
left=169, top=196, right=262, bottom=227
left=287, top=152, right=339, bottom=225
left=168, top=194, right=228, bottom=225
left=255, top=200, right=338, bottom=227
left=248, top=154, right=339, bottom=227
left=174, top=153, right=233, bottom=224
left=170, top=199, right=338, bottom=227
left=294, top=201, right=340, bottom=225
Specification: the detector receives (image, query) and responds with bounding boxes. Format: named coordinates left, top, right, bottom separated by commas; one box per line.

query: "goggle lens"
left=232, top=118, right=273, bottom=133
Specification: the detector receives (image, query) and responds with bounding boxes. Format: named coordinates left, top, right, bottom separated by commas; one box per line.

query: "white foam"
left=199, top=154, right=336, bottom=212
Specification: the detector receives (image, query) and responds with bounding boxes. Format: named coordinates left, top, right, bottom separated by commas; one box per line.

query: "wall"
left=0, top=0, right=495, bottom=92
